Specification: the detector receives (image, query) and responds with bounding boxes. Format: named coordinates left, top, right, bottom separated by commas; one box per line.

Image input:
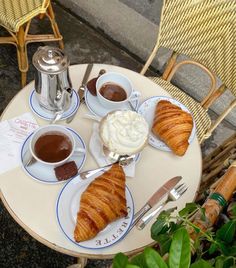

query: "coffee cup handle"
left=129, top=91, right=141, bottom=101
left=74, top=147, right=86, bottom=155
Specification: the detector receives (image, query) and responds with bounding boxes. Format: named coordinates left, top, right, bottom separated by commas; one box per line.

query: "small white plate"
left=56, top=174, right=134, bottom=249
left=85, top=89, right=139, bottom=118
left=29, top=89, right=79, bottom=121
left=138, top=96, right=196, bottom=151
left=20, top=128, right=86, bottom=184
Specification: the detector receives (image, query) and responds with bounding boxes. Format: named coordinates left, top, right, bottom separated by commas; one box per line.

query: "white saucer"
left=138, top=96, right=196, bottom=151
left=20, top=128, right=86, bottom=184
left=85, top=89, right=139, bottom=117
left=56, top=174, right=134, bottom=249
left=29, top=89, right=79, bottom=121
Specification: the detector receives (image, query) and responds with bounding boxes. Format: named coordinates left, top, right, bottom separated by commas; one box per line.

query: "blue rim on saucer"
left=85, top=89, right=139, bottom=118
left=56, top=174, right=134, bottom=249
left=29, top=89, right=80, bottom=121
left=20, top=128, right=86, bottom=184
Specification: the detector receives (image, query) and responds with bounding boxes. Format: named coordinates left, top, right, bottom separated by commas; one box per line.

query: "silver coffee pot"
left=33, top=46, right=72, bottom=112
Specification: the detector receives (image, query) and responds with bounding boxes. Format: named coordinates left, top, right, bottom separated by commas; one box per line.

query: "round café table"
left=0, top=64, right=202, bottom=265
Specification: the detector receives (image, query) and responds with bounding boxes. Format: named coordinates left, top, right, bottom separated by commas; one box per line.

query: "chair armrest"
left=166, top=60, right=217, bottom=108
left=203, top=99, right=236, bottom=140
left=140, top=43, right=159, bottom=75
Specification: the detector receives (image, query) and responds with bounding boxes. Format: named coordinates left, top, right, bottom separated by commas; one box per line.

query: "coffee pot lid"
left=32, top=46, right=69, bottom=74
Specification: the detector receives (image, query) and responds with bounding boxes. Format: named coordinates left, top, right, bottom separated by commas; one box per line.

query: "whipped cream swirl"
left=100, top=110, right=149, bottom=155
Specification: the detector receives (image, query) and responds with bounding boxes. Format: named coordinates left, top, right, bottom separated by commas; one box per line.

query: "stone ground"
left=0, top=2, right=235, bottom=268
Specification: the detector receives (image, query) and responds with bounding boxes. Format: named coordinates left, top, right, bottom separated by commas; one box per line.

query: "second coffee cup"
left=96, top=72, right=140, bottom=110
left=29, top=125, right=84, bottom=167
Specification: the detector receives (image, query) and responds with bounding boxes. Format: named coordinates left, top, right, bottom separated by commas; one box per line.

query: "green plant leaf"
left=131, top=252, right=146, bottom=267
left=113, top=253, right=129, bottom=268
left=159, top=224, right=171, bottom=234
left=169, top=222, right=182, bottom=233
left=222, top=256, right=234, bottom=268
left=169, top=228, right=191, bottom=268
left=155, top=234, right=172, bottom=256
left=214, top=256, right=235, bottom=268
left=215, top=256, right=224, bottom=268
left=159, top=209, right=175, bottom=220
left=179, top=203, right=198, bottom=217
left=216, top=220, right=236, bottom=243
left=126, top=265, right=140, bottom=268
left=220, top=242, right=234, bottom=256
left=208, top=243, right=218, bottom=255
left=151, top=219, right=166, bottom=239
left=190, top=259, right=213, bottom=268
left=227, top=245, right=236, bottom=256
left=144, top=248, right=168, bottom=268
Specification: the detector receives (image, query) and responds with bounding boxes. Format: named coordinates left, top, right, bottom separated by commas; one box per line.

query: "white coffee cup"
left=96, top=72, right=140, bottom=110
left=29, top=125, right=85, bottom=167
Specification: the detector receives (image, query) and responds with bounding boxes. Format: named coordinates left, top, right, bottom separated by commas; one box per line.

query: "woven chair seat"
left=0, top=0, right=48, bottom=32
left=141, top=1, right=236, bottom=143
left=149, top=77, right=211, bottom=143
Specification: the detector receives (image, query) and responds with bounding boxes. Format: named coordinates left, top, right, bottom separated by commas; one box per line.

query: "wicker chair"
left=0, top=0, right=63, bottom=87
left=141, top=0, right=236, bottom=143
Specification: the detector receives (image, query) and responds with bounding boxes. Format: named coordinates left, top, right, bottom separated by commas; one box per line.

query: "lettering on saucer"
left=94, top=219, right=130, bottom=246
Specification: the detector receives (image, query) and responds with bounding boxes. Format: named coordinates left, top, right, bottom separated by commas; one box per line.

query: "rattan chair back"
left=0, top=0, right=63, bottom=87
left=141, top=0, right=236, bottom=142
left=0, top=0, right=49, bottom=32
left=159, top=0, right=236, bottom=95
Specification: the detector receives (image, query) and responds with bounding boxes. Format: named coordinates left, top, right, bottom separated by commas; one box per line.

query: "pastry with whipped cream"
left=100, top=110, right=149, bottom=155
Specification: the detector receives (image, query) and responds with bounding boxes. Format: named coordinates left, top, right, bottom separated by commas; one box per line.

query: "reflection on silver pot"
left=33, top=46, right=72, bottom=112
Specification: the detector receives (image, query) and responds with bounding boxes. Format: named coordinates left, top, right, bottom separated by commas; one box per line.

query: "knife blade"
left=66, top=63, right=93, bottom=123
left=130, top=176, right=182, bottom=228
left=79, top=63, right=93, bottom=100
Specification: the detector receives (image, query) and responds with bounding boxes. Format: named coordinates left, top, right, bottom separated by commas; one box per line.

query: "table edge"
left=0, top=189, right=155, bottom=258
left=0, top=64, right=203, bottom=259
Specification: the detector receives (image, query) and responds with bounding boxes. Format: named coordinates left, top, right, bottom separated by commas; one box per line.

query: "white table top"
left=0, top=64, right=202, bottom=258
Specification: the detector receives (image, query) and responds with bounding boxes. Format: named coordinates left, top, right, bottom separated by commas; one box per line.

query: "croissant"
left=74, top=163, right=127, bottom=242
left=152, top=100, right=193, bottom=156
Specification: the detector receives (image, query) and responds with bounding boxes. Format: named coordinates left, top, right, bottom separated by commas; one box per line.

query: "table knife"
left=130, top=176, right=182, bottom=228
left=66, top=63, right=93, bottom=123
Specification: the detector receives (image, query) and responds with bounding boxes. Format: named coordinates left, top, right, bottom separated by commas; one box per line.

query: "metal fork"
left=136, top=183, right=188, bottom=230
left=79, top=155, right=135, bottom=180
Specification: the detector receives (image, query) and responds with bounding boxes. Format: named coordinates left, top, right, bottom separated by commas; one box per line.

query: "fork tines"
left=175, top=183, right=188, bottom=195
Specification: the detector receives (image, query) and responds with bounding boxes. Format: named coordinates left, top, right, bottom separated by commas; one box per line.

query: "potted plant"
left=113, top=161, right=236, bottom=268
left=113, top=200, right=236, bottom=268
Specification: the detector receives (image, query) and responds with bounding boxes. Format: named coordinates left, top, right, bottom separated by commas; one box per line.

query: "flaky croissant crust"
left=152, top=100, right=193, bottom=156
left=74, top=164, right=127, bottom=242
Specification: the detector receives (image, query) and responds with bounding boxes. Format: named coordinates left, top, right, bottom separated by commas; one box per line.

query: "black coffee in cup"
left=34, top=131, right=72, bottom=163
left=99, top=82, right=127, bottom=102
